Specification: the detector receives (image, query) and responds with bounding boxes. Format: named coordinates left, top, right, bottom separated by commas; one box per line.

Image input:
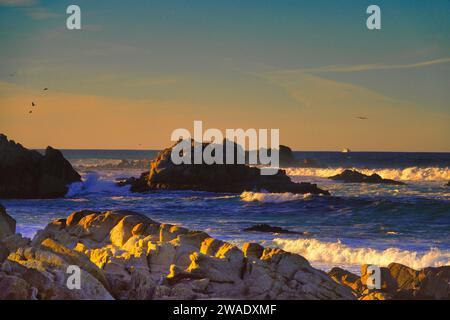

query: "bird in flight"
left=29, top=110, right=33, bottom=114
left=31, top=102, right=36, bottom=107
left=356, top=116, right=368, bottom=120
left=43, top=88, right=48, bottom=91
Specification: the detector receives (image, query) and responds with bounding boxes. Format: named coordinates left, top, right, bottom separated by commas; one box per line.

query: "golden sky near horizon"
left=1, top=77, right=449, bottom=151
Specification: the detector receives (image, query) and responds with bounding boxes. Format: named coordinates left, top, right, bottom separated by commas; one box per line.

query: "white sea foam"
left=240, top=191, right=313, bottom=203
left=286, top=167, right=449, bottom=182
left=274, top=238, right=450, bottom=269
left=66, top=172, right=129, bottom=197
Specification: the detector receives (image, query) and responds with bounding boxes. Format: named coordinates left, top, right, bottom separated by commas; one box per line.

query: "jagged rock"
left=121, top=141, right=329, bottom=195
left=0, top=134, right=81, bottom=199
left=328, top=267, right=362, bottom=294
left=0, top=204, right=16, bottom=239
left=329, top=169, right=405, bottom=185
left=1, top=209, right=355, bottom=300
left=243, top=224, right=301, bottom=234
left=329, top=263, right=450, bottom=300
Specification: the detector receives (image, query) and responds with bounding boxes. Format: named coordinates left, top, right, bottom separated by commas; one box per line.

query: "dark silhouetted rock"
left=243, top=224, right=301, bottom=234
left=0, top=134, right=81, bottom=199
left=446, top=181, right=449, bottom=187
left=121, top=141, right=329, bottom=195
left=329, top=169, right=405, bottom=185
left=0, top=204, right=16, bottom=239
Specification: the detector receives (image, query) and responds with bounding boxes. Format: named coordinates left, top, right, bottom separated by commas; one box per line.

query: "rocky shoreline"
left=1, top=206, right=448, bottom=300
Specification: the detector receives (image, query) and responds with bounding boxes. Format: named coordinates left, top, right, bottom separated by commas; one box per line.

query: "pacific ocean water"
left=1, top=150, right=449, bottom=273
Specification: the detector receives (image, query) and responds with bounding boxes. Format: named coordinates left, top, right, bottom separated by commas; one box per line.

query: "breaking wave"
left=274, top=238, right=450, bottom=269
left=71, top=158, right=151, bottom=170
left=240, top=191, right=313, bottom=203
left=66, top=172, right=130, bottom=197
left=286, top=167, right=449, bottom=182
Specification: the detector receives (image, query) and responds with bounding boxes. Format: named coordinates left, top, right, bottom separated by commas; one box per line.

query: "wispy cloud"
left=0, top=0, right=36, bottom=6
left=24, top=7, right=59, bottom=20
left=276, top=57, right=450, bottom=74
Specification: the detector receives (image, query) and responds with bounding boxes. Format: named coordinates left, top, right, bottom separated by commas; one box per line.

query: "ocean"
left=2, top=150, right=449, bottom=274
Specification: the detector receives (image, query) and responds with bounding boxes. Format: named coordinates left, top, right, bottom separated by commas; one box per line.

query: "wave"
left=274, top=238, right=450, bottom=269
left=286, top=167, right=449, bottom=182
left=240, top=191, right=313, bottom=203
left=71, top=158, right=151, bottom=170
left=66, top=172, right=130, bottom=197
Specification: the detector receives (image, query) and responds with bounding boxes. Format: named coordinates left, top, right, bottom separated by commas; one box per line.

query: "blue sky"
left=0, top=0, right=449, bottom=150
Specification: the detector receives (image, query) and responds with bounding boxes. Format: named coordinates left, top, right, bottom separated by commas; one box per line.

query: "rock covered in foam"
left=0, top=134, right=81, bottom=199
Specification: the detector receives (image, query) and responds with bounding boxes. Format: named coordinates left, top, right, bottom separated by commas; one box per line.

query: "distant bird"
left=32, top=102, right=36, bottom=107
left=43, top=88, right=48, bottom=91
left=29, top=110, right=33, bottom=114
left=356, top=116, right=368, bottom=120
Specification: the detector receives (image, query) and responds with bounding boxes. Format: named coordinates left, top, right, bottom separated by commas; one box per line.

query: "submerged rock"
left=243, top=224, right=301, bottom=234
left=328, top=169, right=405, bottom=185
left=0, top=134, right=81, bottom=199
left=121, top=141, right=329, bottom=195
left=0, top=209, right=355, bottom=300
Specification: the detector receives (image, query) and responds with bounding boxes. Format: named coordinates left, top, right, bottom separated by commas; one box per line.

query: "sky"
left=0, top=0, right=449, bottom=151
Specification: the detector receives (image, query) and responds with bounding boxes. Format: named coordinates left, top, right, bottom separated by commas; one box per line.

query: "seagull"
left=356, top=116, right=368, bottom=120
left=43, top=88, right=48, bottom=91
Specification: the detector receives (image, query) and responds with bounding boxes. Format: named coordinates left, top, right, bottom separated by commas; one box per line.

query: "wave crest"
left=66, top=172, right=129, bottom=197
left=240, top=191, right=313, bottom=203
left=274, top=238, right=450, bottom=269
left=286, top=167, right=449, bottom=181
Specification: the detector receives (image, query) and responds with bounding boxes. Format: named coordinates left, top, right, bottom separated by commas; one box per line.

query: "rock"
left=243, top=224, right=301, bottom=234
left=242, top=242, right=264, bottom=259
left=256, top=145, right=298, bottom=167
left=328, top=267, right=362, bottom=293
left=0, top=204, right=16, bottom=239
left=329, top=263, right=450, bottom=300
left=0, top=134, right=81, bottom=199
left=0, top=209, right=355, bottom=300
left=329, top=169, right=405, bottom=185
left=446, top=181, right=449, bottom=187
left=388, top=263, right=450, bottom=300
left=121, top=140, right=329, bottom=195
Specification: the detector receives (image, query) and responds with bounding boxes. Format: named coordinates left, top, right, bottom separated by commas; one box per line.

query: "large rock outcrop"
left=329, top=169, right=405, bottom=185
left=329, top=264, right=450, bottom=300
left=0, top=134, right=81, bottom=199
left=120, top=141, right=329, bottom=195
left=0, top=209, right=354, bottom=300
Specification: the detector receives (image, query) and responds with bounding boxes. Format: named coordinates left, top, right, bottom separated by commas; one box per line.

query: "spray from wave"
left=240, top=191, right=313, bottom=203
left=286, top=167, right=449, bottom=182
left=274, top=238, right=450, bottom=269
left=66, top=172, right=130, bottom=197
